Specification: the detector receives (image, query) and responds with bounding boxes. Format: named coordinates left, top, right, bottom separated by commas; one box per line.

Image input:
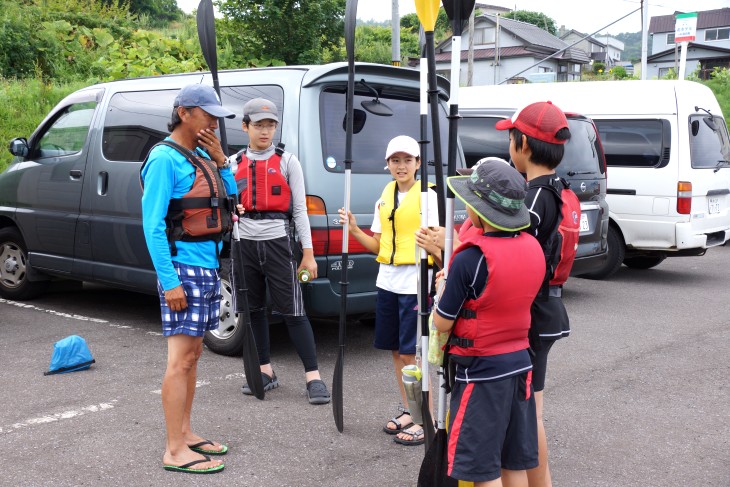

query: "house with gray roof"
left=559, top=28, right=625, bottom=68
left=410, top=14, right=590, bottom=85
left=647, top=7, right=730, bottom=79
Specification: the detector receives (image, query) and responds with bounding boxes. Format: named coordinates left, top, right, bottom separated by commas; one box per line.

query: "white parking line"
left=0, top=400, right=118, bottom=435
left=0, top=298, right=108, bottom=323
left=0, top=298, right=163, bottom=335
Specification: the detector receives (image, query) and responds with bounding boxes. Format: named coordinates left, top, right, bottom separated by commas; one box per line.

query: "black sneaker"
left=242, top=372, right=279, bottom=395
left=306, top=379, right=331, bottom=405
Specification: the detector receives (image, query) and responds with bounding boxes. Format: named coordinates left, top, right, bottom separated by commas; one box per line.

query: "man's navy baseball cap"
left=174, top=84, right=235, bottom=119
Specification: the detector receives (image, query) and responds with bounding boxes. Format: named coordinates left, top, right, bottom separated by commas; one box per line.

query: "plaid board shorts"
left=157, top=262, right=221, bottom=337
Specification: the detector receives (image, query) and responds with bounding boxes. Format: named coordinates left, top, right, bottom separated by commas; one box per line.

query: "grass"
left=0, top=77, right=89, bottom=172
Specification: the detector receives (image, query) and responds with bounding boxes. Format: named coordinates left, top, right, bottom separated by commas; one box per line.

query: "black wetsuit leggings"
left=249, top=310, right=319, bottom=372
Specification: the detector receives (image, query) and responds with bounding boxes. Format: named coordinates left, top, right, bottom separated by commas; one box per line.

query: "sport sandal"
left=242, top=372, right=279, bottom=395
left=394, top=424, right=425, bottom=446
left=306, top=379, right=331, bottom=405
left=383, top=406, right=413, bottom=435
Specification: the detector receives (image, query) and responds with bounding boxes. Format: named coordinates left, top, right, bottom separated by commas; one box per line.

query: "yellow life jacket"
left=376, top=180, right=435, bottom=266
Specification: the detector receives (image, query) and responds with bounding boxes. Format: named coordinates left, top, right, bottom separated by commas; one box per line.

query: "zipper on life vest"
left=250, top=160, right=257, bottom=210
left=389, top=211, right=396, bottom=264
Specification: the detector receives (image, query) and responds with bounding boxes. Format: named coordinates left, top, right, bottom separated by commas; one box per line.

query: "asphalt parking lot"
left=1, top=245, right=729, bottom=486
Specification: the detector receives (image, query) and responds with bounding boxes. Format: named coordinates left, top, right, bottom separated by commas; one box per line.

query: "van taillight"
left=307, top=194, right=371, bottom=256
left=310, top=229, right=372, bottom=256
left=677, top=181, right=692, bottom=214
left=306, top=195, right=326, bottom=215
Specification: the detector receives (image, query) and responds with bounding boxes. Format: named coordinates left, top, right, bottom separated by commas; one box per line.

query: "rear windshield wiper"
left=714, top=160, right=730, bottom=173
left=566, top=170, right=596, bottom=176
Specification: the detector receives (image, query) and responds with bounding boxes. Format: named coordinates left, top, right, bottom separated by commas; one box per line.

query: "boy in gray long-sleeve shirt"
left=230, top=98, right=330, bottom=405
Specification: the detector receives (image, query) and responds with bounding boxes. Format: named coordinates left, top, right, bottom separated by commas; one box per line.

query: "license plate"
left=708, top=197, right=720, bottom=214
left=580, top=213, right=589, bottom=232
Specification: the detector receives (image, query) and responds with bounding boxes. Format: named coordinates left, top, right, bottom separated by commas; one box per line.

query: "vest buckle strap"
left=549, top=286, right=562, bottom=298
left=448, top=336, right=474, bottom=348
left=459, top=309, right=477, bottom=319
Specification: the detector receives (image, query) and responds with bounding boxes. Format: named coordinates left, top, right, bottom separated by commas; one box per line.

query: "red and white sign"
left=675, top=13, right=698, bottom=43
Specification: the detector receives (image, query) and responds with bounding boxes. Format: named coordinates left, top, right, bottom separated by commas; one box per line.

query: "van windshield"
left=459, top=116, right=605, bottom=177
left=319, top=88, right=448, bottom=174
left=689, top=115, right=730, bottom=169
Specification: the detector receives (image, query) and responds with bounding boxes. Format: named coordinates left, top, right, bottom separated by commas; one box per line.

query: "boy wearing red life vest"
left=495, top=101, right=572, bottom=487
left=433, top=159, right=545, bottom=486
left=230, top=98, right=330, bottom=405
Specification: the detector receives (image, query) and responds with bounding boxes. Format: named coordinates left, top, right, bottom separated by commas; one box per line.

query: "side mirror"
left=8, top=137, right=29, bottom=158
left=342, top=108, right=367, bottom=134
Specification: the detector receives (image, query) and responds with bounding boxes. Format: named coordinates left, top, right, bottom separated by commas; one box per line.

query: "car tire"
left=580, top=226, right=625, bottom=280
left=0, top=227, right=49, bottom=300
left=622, top=254, right=667, bottom=270
left=203, top=258, right=244, bottom=356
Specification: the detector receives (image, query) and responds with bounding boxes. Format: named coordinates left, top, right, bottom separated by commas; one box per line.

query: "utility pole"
left=641, top=0, right=648, bottom=79
left=467, top=7, right=475, bottom=85
left=392, top=0, right=400, bottom=66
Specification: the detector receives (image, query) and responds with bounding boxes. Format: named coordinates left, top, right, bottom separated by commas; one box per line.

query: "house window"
left=705, top=28, right=730, bottom=42
left=573, top=64, right=581, bottom=73
left=667, top=33, right=675, bottom=44
left=658, top=67, right=671, bottom=78
left=539, top=66, right=554, bottom=73
left=471, top=27, right=494, bottom=45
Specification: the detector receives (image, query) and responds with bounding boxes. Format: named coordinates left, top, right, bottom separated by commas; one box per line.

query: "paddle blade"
left=418, top=428, right=458, bottom=487
left=240, top=313, right=265, bottom=400
left=196, top=0, right=217, bottom=73
left=441, top=0, right=476, bottom=25
left=345, top=0, right=358, bottom=61
left=332, top=348, right=344, bottom=432
left=415, top=0, right=441, bottom=32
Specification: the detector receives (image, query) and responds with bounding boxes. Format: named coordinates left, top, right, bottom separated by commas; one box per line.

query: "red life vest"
left=448, top=231, right=545, bottom=357
left=140, top=140, right=234, bottom=255
left=234, top=145, right=292, bottom=220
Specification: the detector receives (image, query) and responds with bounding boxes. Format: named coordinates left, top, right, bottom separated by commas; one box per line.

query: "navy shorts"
left=157, top=262, right=221, bottom=337
left=373, top=289, right=418, bottom=355
left=447, top=373, right=538, bottom=483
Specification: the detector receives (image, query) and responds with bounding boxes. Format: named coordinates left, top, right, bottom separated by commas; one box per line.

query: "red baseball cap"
left=495, top=101, right=569, bottom=145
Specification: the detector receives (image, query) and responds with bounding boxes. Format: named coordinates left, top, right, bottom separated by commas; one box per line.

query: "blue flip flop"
left=188, top=440, right=228, bottom=455
left=163, top=455, right=225, bottom=474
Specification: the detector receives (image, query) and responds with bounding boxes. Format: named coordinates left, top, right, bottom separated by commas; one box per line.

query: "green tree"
left=100, top=0, right=181, bottom=24
left=400, top=9, right=450, bottom=42
left=353, top=25, right=419, bottom=65
left=215, top=0, right=346, bottom=65
left=502, top=10, right=557, bottom=36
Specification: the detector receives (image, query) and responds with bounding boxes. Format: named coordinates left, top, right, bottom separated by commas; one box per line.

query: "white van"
left=460, top=80, right=730, bottom=278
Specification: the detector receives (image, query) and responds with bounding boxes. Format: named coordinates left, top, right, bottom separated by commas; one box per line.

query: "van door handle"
left=97, top=171, right=109, bottom=195
left=69, top=169, right=83, bottom=179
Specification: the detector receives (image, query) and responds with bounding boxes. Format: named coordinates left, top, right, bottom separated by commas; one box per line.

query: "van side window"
left=594, top=120, right=670, bottom=168
left=460, top=116, right=605, bottom=176
left=35, top=102, right=97, bottom=160
left=319, top=87, right=448, bottom=174
left=459, top=117, right=510, bottom=167
left=688, top=115, right=730, bottom=169
left=102, top=86, right=283, bottom=162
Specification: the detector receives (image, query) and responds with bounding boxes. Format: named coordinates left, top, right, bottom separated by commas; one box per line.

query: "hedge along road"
left=1, top=245, right=729, bottom=486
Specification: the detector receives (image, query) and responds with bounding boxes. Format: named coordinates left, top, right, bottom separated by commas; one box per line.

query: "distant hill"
left=615, top=31, right=642, bottom=63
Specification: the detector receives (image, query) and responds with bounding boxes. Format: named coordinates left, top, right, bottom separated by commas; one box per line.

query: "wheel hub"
left=3, top=256, right=19, bottom=274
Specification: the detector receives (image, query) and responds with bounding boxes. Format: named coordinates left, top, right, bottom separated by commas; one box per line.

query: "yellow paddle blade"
left=414, top=0, right=440, bottom=32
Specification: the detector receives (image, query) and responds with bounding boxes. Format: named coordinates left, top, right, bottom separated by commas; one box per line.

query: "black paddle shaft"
left=332, top=0, right=358, bottom=433
left=196, top=0, right=229, bottom=156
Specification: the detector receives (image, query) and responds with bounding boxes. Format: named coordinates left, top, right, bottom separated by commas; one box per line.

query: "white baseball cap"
left=385, top=135, right=420, bottom=160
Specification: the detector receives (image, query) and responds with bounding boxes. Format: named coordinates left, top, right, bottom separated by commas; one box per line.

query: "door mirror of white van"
left=8, top=137, right=29, bottom=158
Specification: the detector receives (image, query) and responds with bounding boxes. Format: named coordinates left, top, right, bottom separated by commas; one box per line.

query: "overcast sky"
left=176, top=1, right=728, bottom=35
